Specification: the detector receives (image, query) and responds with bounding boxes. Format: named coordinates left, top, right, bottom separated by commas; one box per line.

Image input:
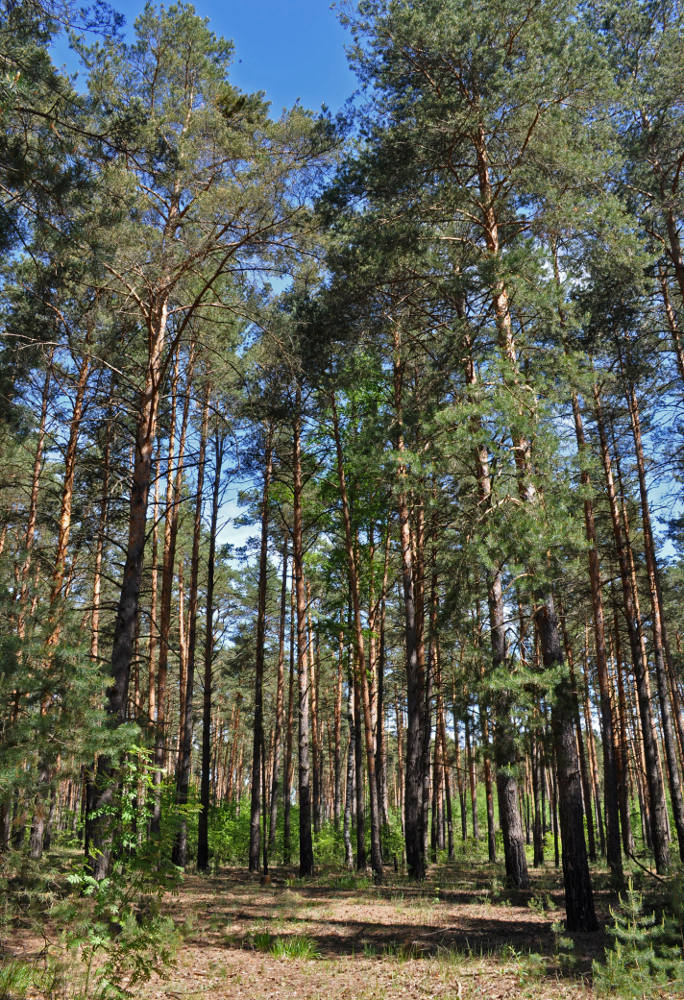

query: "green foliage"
left=60, top=747, right=181, bottom=999
left=0, top=957, right=60, bottom=999
left=251, top=929, right=321, bottom=959
left=593, top=879, right=684, bottom=999
left=271, top=934, right=321, bottom=959
left=207, top=796, right=253, bottom=867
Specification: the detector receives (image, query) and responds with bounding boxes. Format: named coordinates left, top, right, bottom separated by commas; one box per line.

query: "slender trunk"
left=343, top=671, right=355, bottom=870
left=531, top=731, right=543, bottom=867
left=283, top=563, right=296, bottom=866
left=594, top=387, right=670, bottom=873
left=197, top=434, right=223, bottom=871
left=16, top=354, right=52, bottom=640
left=658, top=263, right=684, bottom=386
left=31, top=353, right=90, bottom=859
left=570, top=390, right=622, bottom=875
left=536, top=597, right=598, bottom=932
left=334, top=631, right=344, bottom=831
left=465, top=709, right=478, bottom=842
left=353, top=652, right=365, bottom=869
left=249, top=426, right=273, bottom=871
left=293, top=392, right=314, bottom=876
left=307, top=587, right=322, bottom=835
left=558, top=611, right=596, bottom=862
left=331, top=393, right=384, bottom=878
left=477, top=138, right=594, bottom=920
left=461, top=329, right=525, bottom=883
left=438, top=694, right=454, bottom=859
left=490, top=573, right=529, bottom=888
left=148, top=441, right=161, bottom=734
left=46, top=353, right=90, bottom=647
left=479, top=696, right=497, bottom=863
left=90, top=296, right=169, bottom=879
left=624, top=379, right=684, bottom=862
left=90, top=401, right=112, bottom=665
left=392, top=327, right=425, bottom=879
left=151, top=351, right=181, bottom=834
left=268, top=540, right=289, bottom=854
left=609, top=612, right=636, bottom=856
left=173, top=384, right=209, bottom=867
left=376, top=593, right=390, bottom=836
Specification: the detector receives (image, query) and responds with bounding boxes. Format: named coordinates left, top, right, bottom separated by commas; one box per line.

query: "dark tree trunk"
left=490, top=572, right=530, bottom=889
left=249, top=426, right=273, bottom=872
left=343, top=677, right=355, bottom=870
left=268, top=541, right=289, bottom=855
left=624, top=380, right=684, bottom=862
left=594, top=387, right=670, bottom=873
left=570, top=390, right=622, bottom=876
left=559, top=612, right=597, bottom=864
left=173, top=384, right=209, bottom=868
left=536, top=596, right=598, bottom=932
left=283, top=566, right=296, bottom=867
left=90, top=299, right=169, bottom=879
left=197, top=434, right=223, bottom=872
left=334, top=632, right=344, bottom=831
left=392, top=328, right=425, bottom=879
left=293, top=394, right=314, bottom=876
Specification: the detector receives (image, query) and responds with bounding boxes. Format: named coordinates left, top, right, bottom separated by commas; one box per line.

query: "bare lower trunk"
left=570, top=391, right=621, bottom=875
left=173, top=384, right=209, bottom=867
left=624, top=380, right=684, bottom=862
left=268, top=541, right=289, bottom=854
left=392, top=330, right=425, bottom=879
left=594, top=387, right=669, bottom=873
left=293, top=394, right=314, bottom=876
left=490, top=572, right=530, bottom=889
left=197, top=434, right=223, bottom=871
left=283, top=567, right=296, bottom=866
left=90, top=309, right=167, bottom=877
left=536, top=597, right=598, bottom=932
left=249, top=426, right=273, bottom=871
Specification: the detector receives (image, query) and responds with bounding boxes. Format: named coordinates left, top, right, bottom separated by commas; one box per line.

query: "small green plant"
left=62, top=746, right=181, bottom=999
left=516, top=951, right=546, bottom=986
left=252, top=930, right=275, bottom=952
left=527, top=892, right=553, bottom=914
left=593, top=879, right=684, bottom=999
left=0, top=957, right=60, bottom=999
left=383, top=939, right=421, bottom=961
left=551, top=918, right=576, bottom=972
left=270, top=934, right=321, bottom=959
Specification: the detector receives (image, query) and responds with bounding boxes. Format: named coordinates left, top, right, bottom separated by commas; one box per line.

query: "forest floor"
left=137, top=858, right=612, bottom=1000
left=5, top=851, right=672, bottom=999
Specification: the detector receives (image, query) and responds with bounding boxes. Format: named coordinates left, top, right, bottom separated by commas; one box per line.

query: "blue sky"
left=54, top=0, right=358, bottom=114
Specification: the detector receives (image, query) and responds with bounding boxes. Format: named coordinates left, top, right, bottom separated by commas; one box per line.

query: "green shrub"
left=270, top=934, right=321, bottom=959
left=593, top=879, right=684, bottom=999
left=62, top=746, right=181, bottom=999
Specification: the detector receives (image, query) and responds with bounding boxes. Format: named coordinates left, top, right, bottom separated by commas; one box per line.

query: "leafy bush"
left=61, top=746, right=181, bottom=999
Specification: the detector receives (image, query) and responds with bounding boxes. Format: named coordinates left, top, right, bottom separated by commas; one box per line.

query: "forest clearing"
left=3, top=851, right=671, bottom=1000
left=2, top=0, right=684, bottom=996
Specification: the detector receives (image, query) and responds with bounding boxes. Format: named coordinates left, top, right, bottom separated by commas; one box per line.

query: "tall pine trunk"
left=197, top=434, right=224, bottom=871
left=331, top=392, right=383, bottom=879
left=293, top=391, right=314, bottom=876
left=594, top=387, right=670, bottom=873
left=173, top=383, right=209, bottom=867
left=249, top=426, right=273, bottom=871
